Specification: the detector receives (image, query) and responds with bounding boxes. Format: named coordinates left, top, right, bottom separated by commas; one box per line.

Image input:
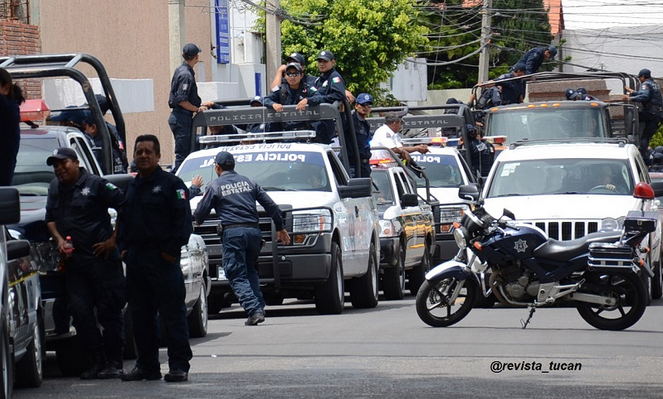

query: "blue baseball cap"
left=250, top=96, right=263, bottom=105
left=356, top=93, right=373, bottom=105
left=548, top=45, right=557, bottom=60
left=215, top=151, right=235, bottom=166
left=183, top=43, right=201, bottom=57
left=46, top=147, right=78, bottom=166
left=50, top=107, right=87, bottom=125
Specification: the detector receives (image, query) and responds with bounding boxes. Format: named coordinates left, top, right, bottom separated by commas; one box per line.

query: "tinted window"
left=13, top=137, right=58, bottom=195
left=410, top=153, right=464, bottom=188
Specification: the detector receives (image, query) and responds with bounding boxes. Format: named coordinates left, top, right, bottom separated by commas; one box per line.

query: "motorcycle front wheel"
left=416, top=277, right=476, bottom=327
left=576, top=271, right=647, bottom=331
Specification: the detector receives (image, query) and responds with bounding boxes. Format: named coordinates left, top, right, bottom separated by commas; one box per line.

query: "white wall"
left=386, top=57, right=428, bottom=102
left=43, top=78, right=154, bottom=113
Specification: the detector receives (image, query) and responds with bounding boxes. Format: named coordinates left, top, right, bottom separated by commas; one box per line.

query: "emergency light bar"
left=198, top=130, right=316, bottom=144
left=401, top=137, right=448, bottom=146
left=484, top=135, right=507, bottom=145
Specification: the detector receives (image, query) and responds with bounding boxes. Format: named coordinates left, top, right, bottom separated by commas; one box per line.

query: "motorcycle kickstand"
left=520, top=306, right=536, bottom=329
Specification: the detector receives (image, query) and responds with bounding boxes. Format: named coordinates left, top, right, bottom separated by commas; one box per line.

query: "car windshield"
left=12, top=137, right=58, bottom=196
left=178, top=150, right=332, bottom=192
left=485, top=107, right=607, bottom=143
left=487, top=158, right=634, bottom=197
left=410, top=153, right=464, bottom=188
left=371, top=170, right=395, bottom=206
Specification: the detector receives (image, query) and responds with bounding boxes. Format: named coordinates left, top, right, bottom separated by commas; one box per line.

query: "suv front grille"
left=523, top=220, right=599, bottom=240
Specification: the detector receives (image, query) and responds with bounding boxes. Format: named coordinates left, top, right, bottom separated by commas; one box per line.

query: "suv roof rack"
left=509, top=137, right=629, bottom=149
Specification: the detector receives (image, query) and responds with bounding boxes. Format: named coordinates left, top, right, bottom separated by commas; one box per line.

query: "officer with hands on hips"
left=193, top=151, right=290, bottom=326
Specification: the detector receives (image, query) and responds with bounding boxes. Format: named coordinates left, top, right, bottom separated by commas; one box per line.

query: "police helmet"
left=576, top=87, right=587, bottom=95
left=655, top=146, right=663, bottom=154
left=565, top=88, right=577, bottom=100
left=638, top=69, right=651, bottom=78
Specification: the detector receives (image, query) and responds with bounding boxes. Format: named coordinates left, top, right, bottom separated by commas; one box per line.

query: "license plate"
left=217, top=266, right=227, bottom=281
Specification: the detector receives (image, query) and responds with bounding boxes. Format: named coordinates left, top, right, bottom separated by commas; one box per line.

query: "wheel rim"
left=426, top=278, right=469, bottom=317
left=1, top=334, right=8, bottom=397
left=199, top=285, right=208, bottom=331
left=370, top=250, right=379, bottom=300
left=33, top=323, right=42, bottom=380
left=398, top=249, right=406, bottom=293
left=336, top=260, right=344, bottom=306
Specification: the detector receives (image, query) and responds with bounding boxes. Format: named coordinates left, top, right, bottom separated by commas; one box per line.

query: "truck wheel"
left=350, top=242, right=379, bottom=309
left=0, top=325, right=12, bottom=399
left=15, top=320, right=43, bottom=388
left=408, top=241, right=431, bottom=295
left=383, top=244, right=405, bottom=300
left=315, top=242, right=344, bottom=314
left=188, top=282, right=208, bottom=338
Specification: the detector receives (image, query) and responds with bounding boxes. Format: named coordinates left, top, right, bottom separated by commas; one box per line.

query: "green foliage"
left=649, top=126, right=663, bottom=149
left=259, top=0, right=429, bottom=104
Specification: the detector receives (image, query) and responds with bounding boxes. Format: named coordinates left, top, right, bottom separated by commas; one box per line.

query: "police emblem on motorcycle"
left=514, top=239, right=528, bottom=253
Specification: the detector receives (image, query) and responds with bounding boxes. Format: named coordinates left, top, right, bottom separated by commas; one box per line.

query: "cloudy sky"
left=563, top=0, right=663, bottom=30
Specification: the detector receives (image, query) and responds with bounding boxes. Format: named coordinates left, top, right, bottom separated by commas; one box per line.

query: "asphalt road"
left=15, top=296, right=663, bottom=399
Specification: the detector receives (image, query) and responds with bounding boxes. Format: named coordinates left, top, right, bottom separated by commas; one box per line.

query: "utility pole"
left=168, top=0, right=186, bottom=75
left=265, top=0, right=282, bottom=90
left=477, top=0, right=492, bottom=84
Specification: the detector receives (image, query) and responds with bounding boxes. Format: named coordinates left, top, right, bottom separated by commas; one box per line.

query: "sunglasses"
left=359, top=103, right=373, bottom=108
left=286, top=72, right=301, bottom=77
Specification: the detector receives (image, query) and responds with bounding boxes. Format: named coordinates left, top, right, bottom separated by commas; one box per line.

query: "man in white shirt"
left=371, top=112, right=429, bottom=163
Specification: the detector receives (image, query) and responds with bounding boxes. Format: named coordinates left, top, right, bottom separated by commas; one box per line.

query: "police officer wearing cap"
left=193, top=151, right=290, bottom=326
left=168, top=43, right=204, bottom=173
left=465, top=125, right=493, bottom=178
left=513, top=45, right=557, bottom=75
left=313, top=50, right=347, bottom=144
left=624, top=68, right=663, bottom=157
left=263, top=62, right=323, bottom=131
left=271, top=52, right=317, bottom=89
left=343, top=93, right=374, bottom=178
left=45, top=147, right=126, bottom=380
left=117, top=135, right=193, bottom=383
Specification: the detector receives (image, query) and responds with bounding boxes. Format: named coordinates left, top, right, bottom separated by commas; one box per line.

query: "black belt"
left=223, top=223, right=260, bottom=229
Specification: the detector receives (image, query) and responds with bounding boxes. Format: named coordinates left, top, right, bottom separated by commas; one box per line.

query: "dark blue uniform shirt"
left=0, top=93, right=20, bottom=186
left=193, top=170, right=284, bottom=230
left=495, top=72, right=524, bottom=104
left=168, top=62, right=201, bottom=111
left=45, top=168, right=124, bottom=260
left=515, top=47, right=547, bottom=75
left=630, top=78, right=663, bottom=115
left=263, top=83, right=323, bottom=131
left=118, top=167, right=192, bottom=257
left=314, top=69, right=346, bottom=104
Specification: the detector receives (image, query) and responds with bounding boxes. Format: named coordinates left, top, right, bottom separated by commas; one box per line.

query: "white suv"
left=481, top=141, right=662, bottom=297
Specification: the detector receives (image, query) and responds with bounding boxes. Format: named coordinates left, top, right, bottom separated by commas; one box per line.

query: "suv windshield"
left=13, top=137, right=58, bottom=196
left=410, top=153, right=464, bottom=188
left=178, top=150, right=332, bottom=192
left=487, top=158, right=633, bottom=197
left=485, top=108, right=607, bottom=142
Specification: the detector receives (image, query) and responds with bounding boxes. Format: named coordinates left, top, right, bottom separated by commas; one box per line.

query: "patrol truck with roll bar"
left=179, top=102, right=380, bottom=315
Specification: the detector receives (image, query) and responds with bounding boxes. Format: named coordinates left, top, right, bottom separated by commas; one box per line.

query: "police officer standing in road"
left=169, top=43, right=205, bottom=173
left=45, top=147, right=126, bottom=380
left=343, top=93, right=374, bottom=178
left=194, top=151, right=290, bottom=326
left=624, top=68, right=663, bottom=158
left=313, top=50, right=347, bottom=144
left=117, top=135, right=193, bottom=383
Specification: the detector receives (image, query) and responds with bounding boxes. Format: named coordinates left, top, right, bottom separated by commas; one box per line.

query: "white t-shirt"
left=371, top=125, right=403, bottom=148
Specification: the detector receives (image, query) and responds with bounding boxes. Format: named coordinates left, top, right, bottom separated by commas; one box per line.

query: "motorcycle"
left=416, top=182, right=658, bottom=331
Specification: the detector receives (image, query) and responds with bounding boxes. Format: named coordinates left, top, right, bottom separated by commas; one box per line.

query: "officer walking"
left=343, top=93, right=374, bottom=178
left=193, top=151, right=290, bottom=326
left=117, top=135, right=193, bottom=383
left=313, top=50, right=347, bottom=144
left=624, top=68, right=663, bottom=157
left=169, top=43, right=205, bottom=173
left=45, top=147, right=126, bottom=380
left=513, top=45, right=557, bottom=75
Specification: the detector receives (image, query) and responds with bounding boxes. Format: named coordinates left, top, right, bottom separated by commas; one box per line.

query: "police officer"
left=193, top=151, right=290, bottom=326
left=565, top=87, right=597, bottom=101
left=513, top=45, right=557, bottom=75
left=263, top=62, right=323, bottom=131
left=78, top=110, right=127, bottom=173
left=624, top=68, right=663, bottom=158
left=466, top=125, right=493, bottom=178
left=118, top=135, right=193, bottom=383
left=45, top=147, right=126, bottom=380
left=93, top=94, right=129, bottom=172
left=168, top=43, right=204, bottom=173
left=313, top=50, right=347, bottom=144
left=270, top=52, right=317, bottom=89
left=343, top=93, right=373, bottom=178
left=476, top=86, right=502, bottom=110
left=495, top=63, right=526, bottom=104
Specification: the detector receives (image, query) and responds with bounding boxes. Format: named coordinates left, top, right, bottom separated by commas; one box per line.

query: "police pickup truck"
left=178, top=103, right=380, bottom=315
left=5, top=54, right=209, bottom=376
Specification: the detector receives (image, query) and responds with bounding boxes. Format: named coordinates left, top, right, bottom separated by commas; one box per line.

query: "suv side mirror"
left=0, top=187, right=20, bottom=225
left=400, top=193, right=419, bottom=208
left=458, top=183, right=480, bottom=202
left=339, top=178, right=372, bottom=199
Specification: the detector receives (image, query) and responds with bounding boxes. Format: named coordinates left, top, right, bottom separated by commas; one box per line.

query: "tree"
left=267, top=0, right=429, bottom=100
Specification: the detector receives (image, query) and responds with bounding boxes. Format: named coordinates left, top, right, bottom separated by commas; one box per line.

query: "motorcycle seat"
left=533, top=231, right=621, bottom=262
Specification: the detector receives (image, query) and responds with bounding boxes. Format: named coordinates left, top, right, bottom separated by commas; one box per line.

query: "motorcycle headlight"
left=379, top=219, right=396, bottom=238
left=454, top=226, right=469, bottom=249
left=292, top=209, right=333, bottom=233
left=601, top=217, right=624, bottom=231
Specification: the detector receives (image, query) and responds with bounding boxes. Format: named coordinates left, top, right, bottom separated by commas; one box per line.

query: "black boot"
left=80, top=349, right=107, bottom=380
left=97, top=347, right=124, bottom=379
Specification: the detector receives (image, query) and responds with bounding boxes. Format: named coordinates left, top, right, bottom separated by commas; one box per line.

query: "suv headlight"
left=601, top=217, right=624, bottom=231
left=292, top=209, right=333, bottom=233
left=378, top=220, right=396, bottom=238
left=438, top=205, right=469, bottom=234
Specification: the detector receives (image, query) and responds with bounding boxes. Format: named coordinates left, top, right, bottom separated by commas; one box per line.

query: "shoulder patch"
left=272, top=86, right=280, bottom=92
left=176, top=189, right=187, bottom=200
left=105, top=182, right=118, bottom=190
left=332, top=77, right=341, bottom=84
left=642, top=85, right=649, bottom=90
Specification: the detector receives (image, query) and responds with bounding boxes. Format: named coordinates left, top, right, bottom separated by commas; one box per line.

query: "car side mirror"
left=400, top=193, right=419, bottom=208
left=458, top=183, right=480, bottom=202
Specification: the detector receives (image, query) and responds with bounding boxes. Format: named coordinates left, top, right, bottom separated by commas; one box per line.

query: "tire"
left=576, top=272, right=647, bottom=331
left=123, top=306, right=137, bottom=360
left=0, top=325, right=12, bottom=399
left=15, top=320, right=43, bottom=388
left=408, top=241, right=431, bottom=295
left=415, top=277, right=476, bottom=327
left=188, top=282, right=208, bottom=338
left=56, top=336, right=90, bottom=377
left=383, top=244, right=405, bottom=300
left=350, top=242, right=379, bottom=309
left=651, top=260, right=662, bottom=300
left=315, top=241, right=344, bottom=314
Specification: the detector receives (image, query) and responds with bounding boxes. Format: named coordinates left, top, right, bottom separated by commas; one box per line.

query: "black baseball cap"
left=46, top=147, right=78, bottom=166
left=638, top=68, right=651, bottom=78
left=215, top=151, right=235, bottom=166
left=285, top=62, right=303, bottom=72
left=286, top=52, right=306, bottom=65
left=183, top=43, right=202, bottom=57
left=317, top=50, right=334, bottom=61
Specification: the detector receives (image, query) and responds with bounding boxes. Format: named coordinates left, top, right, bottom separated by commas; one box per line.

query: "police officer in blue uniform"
left=168, top=43, right=204, bottom=173
left=313, top=50, right=347, bottom=144
left=270, top=52, right=318, bottom=89
left=263, top=63, right=323, bottom=131
left=513, top=45, right=557, bottom=75
left=45, top=147, right=126, bottom=380
left=476, top=86, right=502, bottom=110
left=465, top=125, right=493, bottom=178
left=193, top=151, right=290, bottom=326
left=118, top=135, right=193, bottom=383
left=565, top=87, right=597, bottom=101
left=343, top=93, right=373, bottom=178
left=624, top=68, right=663, bottom=158
left=495, top=63, right=526, bottom=104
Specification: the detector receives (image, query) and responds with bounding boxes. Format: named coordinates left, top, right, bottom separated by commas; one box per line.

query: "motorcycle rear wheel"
left=415, top=277, right=476, bottom=327
left=576, top=272, right=647, bottom=331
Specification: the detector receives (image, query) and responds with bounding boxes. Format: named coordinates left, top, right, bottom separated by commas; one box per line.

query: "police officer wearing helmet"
left=45, top=147, right=126, bottom=380
left=513, top=45, right=557, bottom=75
left=193, top=151, right=290, bottom=326
left=566, top=87, right=596, bottom=101
left=313, top=50, right=347, bottom=144
left=624, top=68, right=663, bottom=158
left=343, top=93, right=374, bottom=178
